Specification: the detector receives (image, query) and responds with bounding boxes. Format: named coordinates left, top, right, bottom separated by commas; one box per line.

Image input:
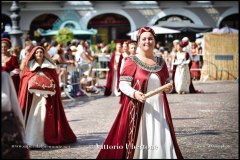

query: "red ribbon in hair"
left=137, top=26, right=156, bottom=39
left=1, top=38, right=12, bottom=49
left=179, top=41, right=189, bottom=48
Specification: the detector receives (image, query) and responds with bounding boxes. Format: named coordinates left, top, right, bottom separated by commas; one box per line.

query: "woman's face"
left=177, top=44, right=183, bottom=51
left=173, top=42, right=179, bottom=47
left=116, top=43, right=122, bottom=52
left=123, top=43, right=128, bottom=52
left=129, top=44, right=137, bottom=55
left=1, top=42, right=9, bottom=55
left=138, top=32, right=155, bottom=52
left=34, top=48, right=44, bottom=62
left=85, top=41, right=90, bottom=48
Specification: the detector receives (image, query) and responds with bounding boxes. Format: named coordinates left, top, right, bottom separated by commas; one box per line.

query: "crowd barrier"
left=60, top=54, right=111, bottom=100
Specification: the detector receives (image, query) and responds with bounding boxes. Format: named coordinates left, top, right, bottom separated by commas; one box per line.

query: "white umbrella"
left=212, top=26, right=238, bottom=33
left=127, top=26, right=180, bottom=40
left=158, top=21, right=212, bottom=33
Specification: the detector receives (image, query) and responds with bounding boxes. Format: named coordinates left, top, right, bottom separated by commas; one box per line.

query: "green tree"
left=54, top=27, right=74, bottom=46
left=109, top=40, right=116, bottom=53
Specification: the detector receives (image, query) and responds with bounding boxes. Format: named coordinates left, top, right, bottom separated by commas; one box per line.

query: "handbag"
left=28, top=71, right=56, bottom=96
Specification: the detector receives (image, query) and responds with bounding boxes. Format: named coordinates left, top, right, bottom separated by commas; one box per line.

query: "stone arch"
left=80, top=9, right=136, bottom=31
left=30, top=13, right=59, bottom=30
left=149, top=8, right=203, bottom=25
left=86, top=12, right=132, bottom=44
left=217, top=7, right=238, bottom=27
left=29, top=13, right=59, bottom=40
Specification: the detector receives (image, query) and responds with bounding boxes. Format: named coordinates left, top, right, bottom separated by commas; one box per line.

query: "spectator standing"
left=162, top=49, right=172, bottom=75
left=64, top=46, right=82, bottom=97
left=196, top=40, right=203, bottom=68
left=48, top=40, right=58, bottom=57
left=190, top=42, right=201, bottom=80
left=169, top=39, right=179, bottom=93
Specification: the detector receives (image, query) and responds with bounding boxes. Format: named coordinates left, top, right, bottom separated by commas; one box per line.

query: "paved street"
left=30, top=79, right=239, bottom=159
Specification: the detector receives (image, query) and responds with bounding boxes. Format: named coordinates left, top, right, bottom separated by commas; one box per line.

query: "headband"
left=137, top=26, right=156, bottom=39
left=1, top=38, right=12, bottom=48
left=179, top=41, right=189, bottom=48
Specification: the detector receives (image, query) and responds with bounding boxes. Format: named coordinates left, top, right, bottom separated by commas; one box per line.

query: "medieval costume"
left=173, top=51, right=191, bottom=94
left=18, top=46, right=76, bottom=147
left=97, top=55, right=183, bottom=159
left=1, top=38, right=20, bottom=95
left=104, top=50, right=122, bottom=96
left=172, top=41, right=203, bottom=94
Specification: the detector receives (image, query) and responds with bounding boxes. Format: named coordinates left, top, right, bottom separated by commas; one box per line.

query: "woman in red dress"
left=1, top=38, right=20, bottom=95
left=97, top=27, right=183, bottom=159
left=18, top=46, right=76, bottom=147
left=104, top=42, right=122, bottom=96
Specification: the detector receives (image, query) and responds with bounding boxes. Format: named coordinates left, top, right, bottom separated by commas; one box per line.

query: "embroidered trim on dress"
left=120, top=76, right=133, bottom=82
left=130, top=55, right=165, bottom=72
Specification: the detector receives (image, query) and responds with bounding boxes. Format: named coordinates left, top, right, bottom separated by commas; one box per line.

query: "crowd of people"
left=2, top=26, right=204, bottom=158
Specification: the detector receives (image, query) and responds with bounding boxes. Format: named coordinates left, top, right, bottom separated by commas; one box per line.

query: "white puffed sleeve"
left=119, top=81, right=136, bottom=99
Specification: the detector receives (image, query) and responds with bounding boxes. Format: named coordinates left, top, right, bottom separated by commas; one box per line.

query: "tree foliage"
left=54, top=27, right=74, bottom=46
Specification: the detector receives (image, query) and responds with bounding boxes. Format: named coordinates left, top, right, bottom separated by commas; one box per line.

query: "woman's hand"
left=74, top=61, right=78, bottom=67
left=134, top=91, right=146, bottom=103
left=163, top=83, right=173, bottom=93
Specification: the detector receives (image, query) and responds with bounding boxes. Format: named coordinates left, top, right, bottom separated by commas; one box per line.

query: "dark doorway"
left=30, top=14, right=59, bottom=41
left=88, top=13, right=131, bottom=44
left=220, top=14, right=239, bottom=29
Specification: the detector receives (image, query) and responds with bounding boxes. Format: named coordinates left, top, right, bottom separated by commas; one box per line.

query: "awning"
left=158, top=21, right=212, bottom=33
left=38, top=28, right=97, bottom=36
left=127, top=25, right=180, bottom=40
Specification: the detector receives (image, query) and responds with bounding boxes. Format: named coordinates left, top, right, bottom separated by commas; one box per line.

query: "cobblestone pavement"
left=30, top=80, right=238, bottom=159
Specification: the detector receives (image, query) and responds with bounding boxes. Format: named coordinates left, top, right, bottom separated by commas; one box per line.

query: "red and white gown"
left=173, top=52, right=191, bottom=93
left=172, top=52, right=202, bottom=94
left=104, top=51, right=122, bottom=96
left=18, top=46, right=76, bottom=147
left=97, top=55, right=183, bottom=159
left=2, top=55, right=20, bottom=95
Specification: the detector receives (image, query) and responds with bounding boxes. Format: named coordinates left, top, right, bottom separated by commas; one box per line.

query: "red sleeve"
left=11, top=56, right=20, bottom=69
left=120, top=57, right=137, bottom=79
left=118, top=57, right=137, bottom=104
left=4, top=56, right=19, bottom=73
